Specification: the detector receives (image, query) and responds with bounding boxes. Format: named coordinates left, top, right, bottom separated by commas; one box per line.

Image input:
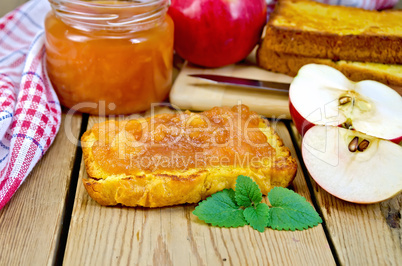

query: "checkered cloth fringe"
left=0, top=0, right=60, bottom=210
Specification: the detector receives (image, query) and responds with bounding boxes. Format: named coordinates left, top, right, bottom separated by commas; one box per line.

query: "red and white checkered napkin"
left=0, top=0, right=61, bottom=210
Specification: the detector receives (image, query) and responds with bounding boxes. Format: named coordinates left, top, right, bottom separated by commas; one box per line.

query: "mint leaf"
left=193, top=189, right=247, bottom=228
left=244, top=203, right=270, bottom=232
left=235, top=175, right=263, bottom=207
left=267, top=187, right=322, bottom=231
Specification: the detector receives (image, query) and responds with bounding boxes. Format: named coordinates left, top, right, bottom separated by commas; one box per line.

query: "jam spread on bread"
left=90, top=105, right=275, bottom=173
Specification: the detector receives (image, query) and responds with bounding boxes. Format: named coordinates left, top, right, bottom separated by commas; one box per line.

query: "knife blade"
left=189, top=74, right=290, bottom=93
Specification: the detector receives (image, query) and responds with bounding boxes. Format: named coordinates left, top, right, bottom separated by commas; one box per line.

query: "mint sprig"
left=235, top=175, right=262, bottom=207
left=193, top=176, right=322, bottom=232
left=268, top=187, right=322, bottom=231
left=244, top=203, right=270, bottom=232
left=193, top=189, right=247, bottom=228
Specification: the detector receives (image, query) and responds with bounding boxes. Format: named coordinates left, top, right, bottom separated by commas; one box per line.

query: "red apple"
left=289, top=64, right=402, bottom=143
left=168, top=0, right=267, bottom=68
left=302, top=126, right=402, bottom=204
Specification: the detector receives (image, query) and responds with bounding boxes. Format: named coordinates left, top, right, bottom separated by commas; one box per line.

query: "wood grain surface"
left=0, top=0, right=28, bottom=17
left=63, top=110, right=336, bottom=266
left=0, top=114, right=82, bottom=265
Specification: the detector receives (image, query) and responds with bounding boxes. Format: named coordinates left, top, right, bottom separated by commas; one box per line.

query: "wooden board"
left=63, top=110, right=336, bottom=265
left=0, top=1, right=401, bottom=265
left=170, top=54, right=293, bottom=119
left=0, top=113, right=82, bottom=265
left=289, top=124, right=402, bottom=265
left=0, top=0, right=27, bottom=17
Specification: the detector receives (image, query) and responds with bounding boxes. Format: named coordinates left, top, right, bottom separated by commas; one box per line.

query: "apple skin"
left=168, top=0, right=267, bottom=68
left=289, top=100, right=315, bottom=137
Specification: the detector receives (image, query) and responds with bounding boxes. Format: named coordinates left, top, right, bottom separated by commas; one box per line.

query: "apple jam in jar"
left=45, top=0, right=174, bottom=115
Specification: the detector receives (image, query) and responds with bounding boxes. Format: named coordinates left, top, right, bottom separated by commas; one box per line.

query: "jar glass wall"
left=45, top=0, right=174, bottom=115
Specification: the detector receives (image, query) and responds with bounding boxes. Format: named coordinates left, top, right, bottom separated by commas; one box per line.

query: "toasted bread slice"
left=263, top=0, right=402, bottom=64
left=81, top=105, right=297, bottom=208
left=257, top=48, right=402, bottom=88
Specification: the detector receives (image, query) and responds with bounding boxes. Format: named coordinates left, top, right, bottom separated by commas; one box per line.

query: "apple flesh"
left=168, top=0, right=267, bottom=68
left=289, top=64, right=402, bottom=143
left=302, top=126, right=402, bottom=204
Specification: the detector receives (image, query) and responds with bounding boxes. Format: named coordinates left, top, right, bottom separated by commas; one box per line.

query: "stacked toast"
left=257, top=0, right=402, bottom=87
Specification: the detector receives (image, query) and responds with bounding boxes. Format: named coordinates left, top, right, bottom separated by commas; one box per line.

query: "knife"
left=189, top=74, right=290, bottom=93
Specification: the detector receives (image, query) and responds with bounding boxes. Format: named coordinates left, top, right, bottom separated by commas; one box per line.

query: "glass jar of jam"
left=45, top=0, right=174, bottom=115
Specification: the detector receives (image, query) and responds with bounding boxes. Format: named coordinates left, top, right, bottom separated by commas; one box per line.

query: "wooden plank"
left=0, top=113, right=82, bottom=265
left=63, top=109, right=335, bottom=265
left=289, top=123, right=402, bottom=265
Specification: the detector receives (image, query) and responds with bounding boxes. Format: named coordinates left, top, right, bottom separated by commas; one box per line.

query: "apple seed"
left=348, top=136, right=359, bottom=152
left=358, top=139, right=370, bottom=152
left=339, top=96, right=352, bottom=105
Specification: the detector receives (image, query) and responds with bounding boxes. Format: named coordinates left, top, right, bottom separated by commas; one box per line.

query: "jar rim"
left=49, top=0, right=166, bottom=9
left=48, top=0, right=169, bottom=32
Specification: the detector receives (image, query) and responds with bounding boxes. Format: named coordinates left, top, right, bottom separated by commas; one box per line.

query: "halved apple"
left=289, top=64, right=402, bottom=143
left=302, top=126, right=402, bottom=204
